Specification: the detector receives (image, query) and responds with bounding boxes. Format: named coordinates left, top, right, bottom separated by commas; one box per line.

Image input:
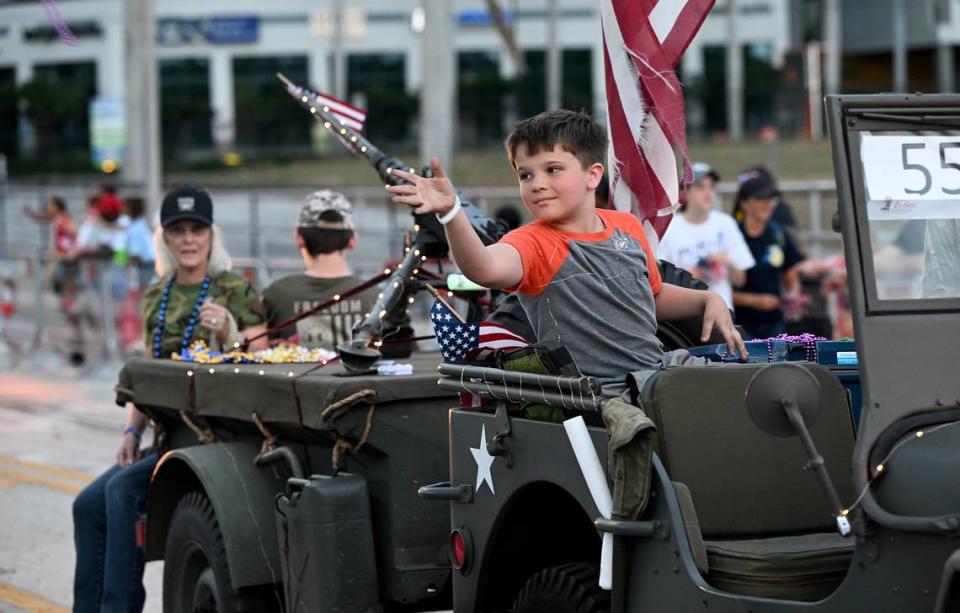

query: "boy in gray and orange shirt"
left=388, top=110, right=746, bottom=394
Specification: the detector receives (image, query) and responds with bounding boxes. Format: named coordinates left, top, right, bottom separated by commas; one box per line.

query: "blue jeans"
left=72, top=451, right=158, bottom=613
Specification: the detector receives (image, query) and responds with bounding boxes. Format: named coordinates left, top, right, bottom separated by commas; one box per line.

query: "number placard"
left=861, top=133, right=960, bottom=220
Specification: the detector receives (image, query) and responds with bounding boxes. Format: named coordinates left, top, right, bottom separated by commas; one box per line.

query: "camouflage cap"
left=298, top=190, right=355, bottom=230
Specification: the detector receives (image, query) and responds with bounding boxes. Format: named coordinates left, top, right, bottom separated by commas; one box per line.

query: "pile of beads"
left=717, top=332, right=829, bottom=363
left=172, top=340, right=336, bottom=365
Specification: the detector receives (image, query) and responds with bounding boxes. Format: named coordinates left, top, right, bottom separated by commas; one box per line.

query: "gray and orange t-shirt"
left=501, top=208, right=664, bottom=381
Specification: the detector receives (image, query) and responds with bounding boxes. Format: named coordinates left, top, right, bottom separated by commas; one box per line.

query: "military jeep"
left=422, top=93, right=960, bottom=612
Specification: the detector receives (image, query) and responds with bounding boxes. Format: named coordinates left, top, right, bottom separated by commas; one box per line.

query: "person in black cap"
left=72, top=184, right=266, bottom=613
left=732, top=175, right=806, bottom=339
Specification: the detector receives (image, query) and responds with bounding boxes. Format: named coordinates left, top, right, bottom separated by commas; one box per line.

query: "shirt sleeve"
left=500, top=225, right=557, bottom=295
left=721, top=215, right=756, bottom=270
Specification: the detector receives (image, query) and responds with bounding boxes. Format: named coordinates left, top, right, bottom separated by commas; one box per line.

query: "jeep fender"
left=146, top=441, right=286, bottom=589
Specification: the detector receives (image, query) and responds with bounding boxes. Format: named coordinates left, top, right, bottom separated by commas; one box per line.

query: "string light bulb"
left=258, top=370, right=265, bottom=376
left=876, top=464, right=885, bottom=474
left=310, top=107, right=317, bottom=114
left=324, top=122, right=331, bottom=129
left=333, top=294, right=341, bottom=301
left=187, top=370, right=194, bottom=377
left=916, top=431, right=925, bottom=438
left=208, top=368, right=216, bottom=375
left=234, top=368, right=240, bottom=374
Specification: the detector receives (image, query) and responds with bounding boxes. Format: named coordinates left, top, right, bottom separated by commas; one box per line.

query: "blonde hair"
left=153, top=224, right=233, bottom=279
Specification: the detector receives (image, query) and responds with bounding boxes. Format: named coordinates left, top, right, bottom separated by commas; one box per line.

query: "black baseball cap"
left=160, top=185, right=213, bottom=227
left=736, top=176, right=780, bottom=201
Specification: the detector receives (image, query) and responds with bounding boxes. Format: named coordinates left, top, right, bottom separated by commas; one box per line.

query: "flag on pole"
left=600, top=0, right=715, bottom=244
left=311, top=90, right=367, bottom=132
left=430, top=299, right=529, bottom=363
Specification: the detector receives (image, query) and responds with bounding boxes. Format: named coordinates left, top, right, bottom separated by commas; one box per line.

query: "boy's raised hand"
left=386, top=157, right=457, bottom=216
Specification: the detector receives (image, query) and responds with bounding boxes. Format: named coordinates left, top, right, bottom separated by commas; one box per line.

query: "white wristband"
left=436, top=195, right=462, bottom=226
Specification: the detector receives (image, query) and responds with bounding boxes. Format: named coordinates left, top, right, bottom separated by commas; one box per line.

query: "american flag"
left=430, top=299, right=528, bottom=363
left=601, top=0, right=715, bottom=243
left=311, top=90, right=367, bottom=132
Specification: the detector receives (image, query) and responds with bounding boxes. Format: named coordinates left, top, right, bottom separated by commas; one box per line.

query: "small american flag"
left=430, top=299, right=528, bottom=363
left=601, top=0, right=715, bottom=244
left=311, top=90, right=366, bottom=132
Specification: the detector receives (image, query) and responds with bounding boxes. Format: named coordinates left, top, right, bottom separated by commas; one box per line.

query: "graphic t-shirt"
left=501, top=208, right=663, bottom=381
left=142, top=271, right=265, bottom=358
left=657, top=210, right=755, bottom=310
left=736, top=221, right=805, bottom=327
left=262, top=274, right=379, bottom=351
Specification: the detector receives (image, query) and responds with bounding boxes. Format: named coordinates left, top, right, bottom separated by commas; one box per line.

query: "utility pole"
left=725, top=0, right=743, bottom=141
left=546, top=0, right=562, bottom=110
left=823, top=0, right=841, bottom=96
left=332, top=0, right=347, bottom=98
left=936, top=0, right=954, bottom=93
left=420, top=1, right=454, bottom=169
left=892, top=0, right=907, bottom=93
left=123, top=0, right=162, bottom=211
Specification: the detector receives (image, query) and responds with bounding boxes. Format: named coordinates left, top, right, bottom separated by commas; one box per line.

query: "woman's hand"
left=199, top=299, right=230, bottom=343
left=386, top=157, right=457, bottom=216
left=116, top=430, right=141, bottom=468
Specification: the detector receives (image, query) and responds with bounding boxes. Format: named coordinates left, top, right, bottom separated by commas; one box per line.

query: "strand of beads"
left=153, top=275, right=212, bottom=358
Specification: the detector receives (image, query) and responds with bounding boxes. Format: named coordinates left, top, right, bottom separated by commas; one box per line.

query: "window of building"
left=28, top=62, right=97, bottom=158
left=347, top=53, right=413, bottom=145
left=233, top=55, right=311, bottom=154
left=458, top=50, right=507, bottom=146
left=562, top=49, right=593, bottom=112
left=0, top=67, right=16, bottom=160
left=160, top=58, right=212, bottom=162
left=516, top=48, right=594, bottom=120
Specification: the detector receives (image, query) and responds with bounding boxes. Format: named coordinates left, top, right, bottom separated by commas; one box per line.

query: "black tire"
left=512, top=562, right=610, bottom=613
left=163, top=491, right=280, bottom=613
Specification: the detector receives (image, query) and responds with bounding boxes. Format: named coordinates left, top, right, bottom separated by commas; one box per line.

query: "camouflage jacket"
left=143, top=271, right=265, bottom=358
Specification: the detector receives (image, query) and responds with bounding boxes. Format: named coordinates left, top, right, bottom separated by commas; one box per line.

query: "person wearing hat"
left=262, top=190, right=379, bottom=350
left=657, top=162, right=755, bottom=311
left=732, top=175, right=806, bottom=340
left=72, top=185, right=266, bottom=613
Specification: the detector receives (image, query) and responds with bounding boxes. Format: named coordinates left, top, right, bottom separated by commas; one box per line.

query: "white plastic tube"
left=563, top=416, right=613, bottom=590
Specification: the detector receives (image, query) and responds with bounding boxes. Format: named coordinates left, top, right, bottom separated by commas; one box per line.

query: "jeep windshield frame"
left=828, top=94, right=960, bottom=533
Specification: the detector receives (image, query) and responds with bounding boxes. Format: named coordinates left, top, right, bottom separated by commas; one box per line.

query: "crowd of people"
left=23, top=185, right=157, bottom=364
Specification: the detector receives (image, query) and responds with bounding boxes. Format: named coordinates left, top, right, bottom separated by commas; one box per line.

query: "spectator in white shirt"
left=657, top=163, right=755, bottom=310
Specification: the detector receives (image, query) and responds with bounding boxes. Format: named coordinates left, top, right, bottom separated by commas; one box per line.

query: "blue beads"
left=152, top=274, right=213, bottom=358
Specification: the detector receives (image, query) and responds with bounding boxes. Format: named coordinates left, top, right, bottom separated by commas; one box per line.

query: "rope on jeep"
left=179, top=409, right=216, bottom=444
left=252, top=411, right=277, bottom=455
left=319, top=389, right=378, bottom=471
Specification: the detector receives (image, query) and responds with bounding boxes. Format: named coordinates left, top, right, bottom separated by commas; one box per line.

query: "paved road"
left=0, top=359, right=163, bottom=613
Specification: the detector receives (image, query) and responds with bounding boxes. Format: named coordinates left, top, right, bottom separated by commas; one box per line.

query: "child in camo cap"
left=262, top=190, right=378, bottom=349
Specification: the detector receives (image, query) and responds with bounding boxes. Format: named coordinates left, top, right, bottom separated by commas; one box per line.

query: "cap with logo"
left=160, top=185, right=214, bottom=227
left=298, top=190, right=355, bottom=230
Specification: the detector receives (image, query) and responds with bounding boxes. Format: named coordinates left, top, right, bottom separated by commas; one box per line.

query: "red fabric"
left=602, top=0, right=714, bottom=238
left=95, top=193, right=122, bottom=218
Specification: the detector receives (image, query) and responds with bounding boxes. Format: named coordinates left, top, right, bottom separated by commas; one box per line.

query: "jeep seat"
left=640, top=363, right=856, bottom=602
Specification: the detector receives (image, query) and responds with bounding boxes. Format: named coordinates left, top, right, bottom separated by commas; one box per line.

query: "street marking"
left=0, top=454, right=94, bottom=482
left=0, top=580, right=69, bottom=612
left=0, top=467, right=83, bottom=495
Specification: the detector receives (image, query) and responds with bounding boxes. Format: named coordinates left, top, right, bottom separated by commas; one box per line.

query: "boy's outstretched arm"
left=387, top=158, right=523, bottom=290
left=655, top=284, right=748, bottom=359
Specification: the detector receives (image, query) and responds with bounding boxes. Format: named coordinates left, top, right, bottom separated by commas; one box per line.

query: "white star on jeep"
left=470, top=424, right=496, bottom=495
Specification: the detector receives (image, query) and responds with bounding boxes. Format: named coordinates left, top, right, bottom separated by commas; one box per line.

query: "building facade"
left=0, top=0, right=793, bottom=167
